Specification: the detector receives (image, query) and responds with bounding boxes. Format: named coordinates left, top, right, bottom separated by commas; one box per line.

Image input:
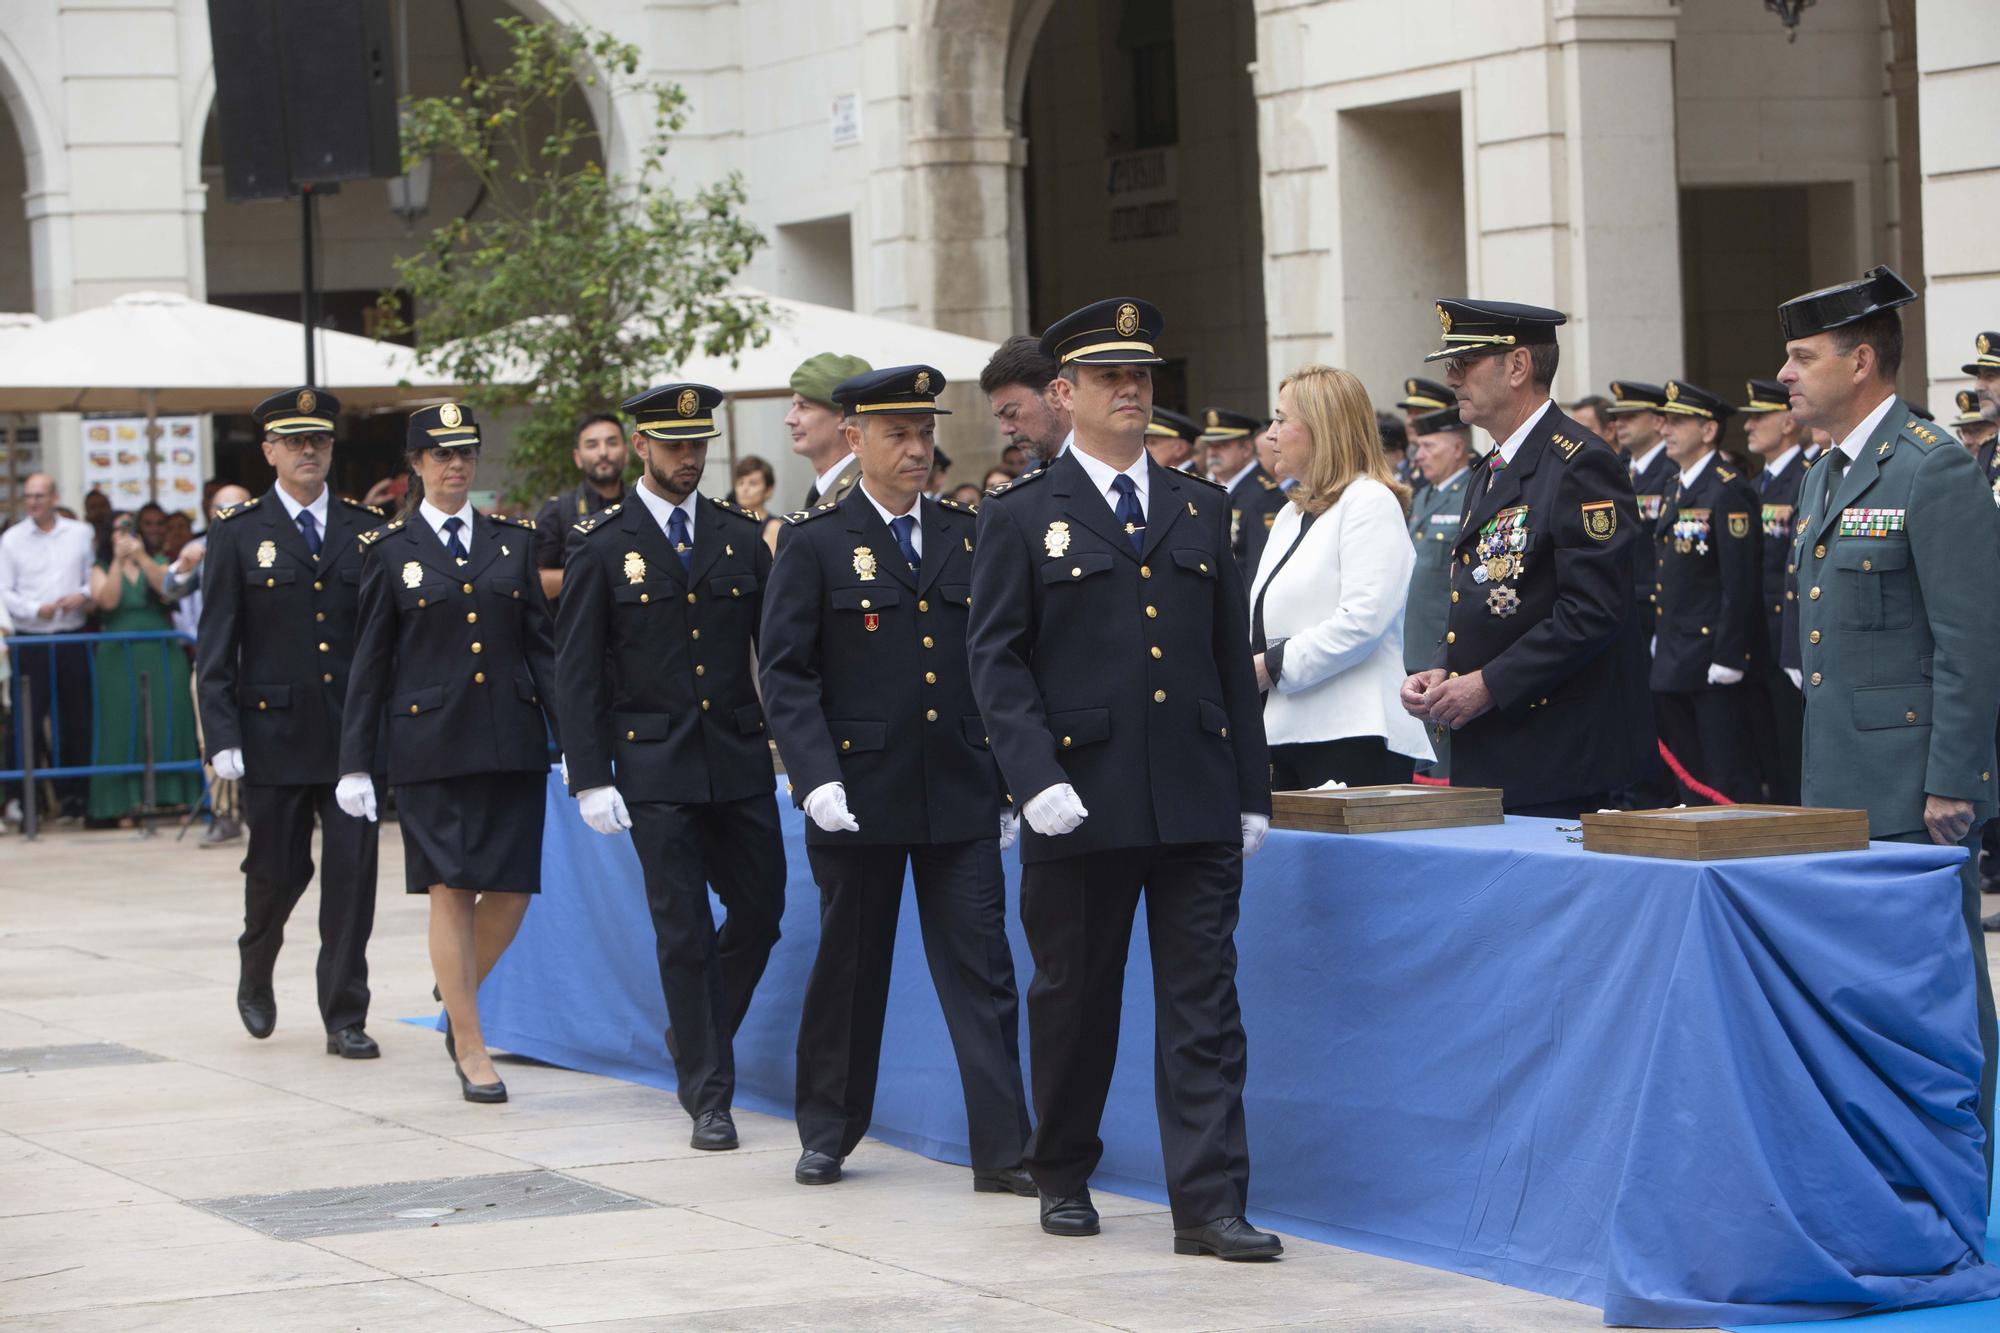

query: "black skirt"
left=397, top=771, right=547, bottom=894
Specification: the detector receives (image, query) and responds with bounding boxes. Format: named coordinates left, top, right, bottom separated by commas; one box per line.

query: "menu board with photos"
left=81, top=416, right=204, bottom=518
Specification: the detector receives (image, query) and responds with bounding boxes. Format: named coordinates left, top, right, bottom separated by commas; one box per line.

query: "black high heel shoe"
left=442, top=1011, right=455, bottom=1062
left=454, top=1056, right=506, bottom=1104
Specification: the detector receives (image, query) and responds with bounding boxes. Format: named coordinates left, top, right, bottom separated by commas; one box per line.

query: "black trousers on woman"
left=1269, top=734, right=1412, bottom=791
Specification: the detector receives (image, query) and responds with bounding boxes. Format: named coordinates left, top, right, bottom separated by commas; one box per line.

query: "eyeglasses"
left=422, top=445, right=480, bottom=465
left=269, top=433, right=334, bottom=451
left=1440, top=352, right=1504, bottom=380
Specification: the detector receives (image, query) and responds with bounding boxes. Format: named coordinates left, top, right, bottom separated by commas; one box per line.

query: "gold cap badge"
left=1979, top=333, right=1991, bottom=355
left=1665, top=382, right=1680, bottom=402
left=297, top=388, right=316, bottom=414
left=1437, top=305, right=1452, bottom=336
left=1115, top=303, right=1140, bottom=337
left=677, top=388, right=698, bottom=417
left=1206, top=409, right=1219, bottom=428
left=440, top=402, right=462, bottom=428
left=914, top=370, right=932, bottom=394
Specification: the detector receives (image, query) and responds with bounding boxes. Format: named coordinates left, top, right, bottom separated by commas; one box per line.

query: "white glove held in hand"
left=335, top=773, right=377, bottom=822
left=578, top=786, right=632, bottom=835
left=1022, top=783, right=1088, bottom=837
left=1784, top=667, right=1803, bottom=690
left=556, top=753, right=570, bottom=788
left=998, top=810, right=1020, bottom=851
left=1706, top=663, right=1745, bottom=687
left=804, top=782, right=861, bottom=833
left=1241, top=812, right=1270, bottom=857
left=212, top=748, right=245, bottom=782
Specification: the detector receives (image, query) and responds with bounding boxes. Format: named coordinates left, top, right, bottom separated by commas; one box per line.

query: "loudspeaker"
left=208, top=0, right=400, bottom=203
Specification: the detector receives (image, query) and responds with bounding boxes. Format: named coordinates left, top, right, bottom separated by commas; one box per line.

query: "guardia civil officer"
left=1402, top=404, right=1475, bottom=777
left=966, top=298, right=1280, bottom=1261
left=1962, top=332, right=2000, bottom=493
left=336, top=404, right=559, bottom=1104
left=196, top=387, right=384, bottom=1055
left=1780, top=266, right=2000, bottom=1169
left=1741, top=378, right=1808, bottom=803
left=532, top=411, right=629, bottom=603
left=1398, top=300, right=1646, bottom=817
left=759, top=365, right=1034, bottom=1194
left=1649, top=381, right=1760, bottom=804
left=1955, top=389, right=1998, bottom=458
left=1203, top=408, right=1285, bottom=588
left=552, top=382, right=782, bottom=1150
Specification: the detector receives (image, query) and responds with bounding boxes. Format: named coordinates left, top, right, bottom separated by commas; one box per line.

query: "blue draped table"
left=466, top=776, right=2000, bottom=1326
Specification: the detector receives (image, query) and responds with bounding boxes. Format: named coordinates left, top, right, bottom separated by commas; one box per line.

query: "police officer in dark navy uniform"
left=1399, top=299, right=1645, bottom=817
left=1202, top=407, right=1285, bottom=588
left=759, top=364, right=1034, bottom=1195
left=1144, top=404, right=1202, bottom=473
left=1602, top=380, right=1675, bottom=806
left=533, top=411, right=629, bottom=604
left=1395, top=376, right=1454, bottom=431
left=967, top=298, right=1278, bottom=1262
left=197, top=387, right=385, bottom=1056
left=1649, top=380, right=1761, bottom=804
left=1962, top=332, right=2000, bottom=494
left=1741, top=378, right=1808, bottom=802
left=553, top=382, right=783, bottom=1151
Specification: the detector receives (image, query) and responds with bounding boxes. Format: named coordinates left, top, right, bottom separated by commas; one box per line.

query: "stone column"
left=1913, top=0, right=2000, bottom=405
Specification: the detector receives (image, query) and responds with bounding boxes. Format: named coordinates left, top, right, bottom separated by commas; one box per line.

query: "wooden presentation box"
left=1270, top=784, right=1505, bottom=834
left=1579, top=805, right=1869, bottom=860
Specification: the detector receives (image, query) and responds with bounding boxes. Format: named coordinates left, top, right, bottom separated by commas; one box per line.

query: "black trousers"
left=1269, top=735, right=1412, bottom=790
left=9, top=635, right=93, bottom=806
left=797, top=839, right=1030, bottom=1170
left=1506, top=791, right=1614, bottom=820
left=1653, top=686, right=1757, bottom=805
left=238, top=779, right=380, bottom=1033
left=1019, top=842, right=1250, bottom=1228
left=1749, top=667, right=1803, bottom=805
left=628, top=793, right=786, bottom=1118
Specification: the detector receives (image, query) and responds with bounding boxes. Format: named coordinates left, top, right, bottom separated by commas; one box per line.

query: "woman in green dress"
left=87, top=506, right=199, bottom=821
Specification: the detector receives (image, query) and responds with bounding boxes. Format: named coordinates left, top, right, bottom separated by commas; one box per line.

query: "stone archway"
left=0, top=28, right=70, bottom=316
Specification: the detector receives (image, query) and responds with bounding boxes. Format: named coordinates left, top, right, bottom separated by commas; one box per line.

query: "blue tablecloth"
left=469, top=777, right=2000, bottom=1326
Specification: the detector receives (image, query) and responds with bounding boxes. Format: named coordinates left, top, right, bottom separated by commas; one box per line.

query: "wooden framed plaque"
left=1271, top=784, right=1504, bottom=834
left=1579, top=805, right=1869, bottom=860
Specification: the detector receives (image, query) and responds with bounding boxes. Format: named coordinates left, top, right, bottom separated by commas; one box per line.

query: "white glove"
left=1649, top=635, right=1657, bottom=659
left=577, top=785, right=631, bottom=835
left=999, top=810, right=1020, bottom=851
left=335, top=773, right=377, bottom=822
left=1241, top=812, right=1270, bottom=858
left=1022, top=783, right=1088, bottom=836
left=556, top=753, right=570, bottom=788
left=212, top=748, right=245, bottom=781
left=804, top=781, right=861, bottom=833
left=1784, top=667, right=1803, bottom=690
left=1706, top=663, right=1745, bottom=687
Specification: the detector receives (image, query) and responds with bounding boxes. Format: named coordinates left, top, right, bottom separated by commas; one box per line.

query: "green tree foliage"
left=377, top=17, right=767, bottom=505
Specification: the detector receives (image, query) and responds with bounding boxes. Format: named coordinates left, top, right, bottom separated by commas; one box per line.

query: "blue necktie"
left=441, top=515, right=467, bottom=562
left=1758, top=469, right=1770, bottom=496
left=667, top=507, right=692, bottom=574
left=296, top=509, right=321, bottom=557
left=1110, top=475, right=1145, bottom=554
left=890, top=513, right=920, bottom=573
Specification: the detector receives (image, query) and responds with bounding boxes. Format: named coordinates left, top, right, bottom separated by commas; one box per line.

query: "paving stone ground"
left=2, top=820, right=1641, bottom=1330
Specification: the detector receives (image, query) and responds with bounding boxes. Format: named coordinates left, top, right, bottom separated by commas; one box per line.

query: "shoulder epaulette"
left=782, top=504, right=842, bottom=526
left=988, top=466, right=1049, bottom=496
left=214, top=496, right=261, bottom=521
left=1182, top=470, right=1228, bottom=491
left=1717, top=467, right=1738, bottom=483
left=573, top=503, right=620, bottom=536
left=1549, top=430, right=1585, bottom=461
left=491, top=512, right=535, bottom=530
left=337, top=496, right=386, bottom=518
left=705, top=494, right=761, bottom=522
left=357, top=517, right=404, bottom=547
left=1257, top=473, right=1279, bottom=491
left=1904, top=419, right=1941, bottom=448
left=937, top=496, right=978, bottom=516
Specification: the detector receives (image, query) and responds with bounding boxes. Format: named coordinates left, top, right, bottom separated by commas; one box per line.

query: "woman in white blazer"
left=1249, top=365, right=1435, bottom=789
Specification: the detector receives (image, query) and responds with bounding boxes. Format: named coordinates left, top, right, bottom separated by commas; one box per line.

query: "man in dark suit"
left=759, top=364, right=1033, bottom=1195
left=532, top=411, right=629, bottom=604
left=1740, top=378, right=1808, bottom=802
left=1398, top=300, right=1644, bottom=817
left=1648, top=380, right=1761, bottom=804
left=1201, top=408, right=1285, bottom=589
left=196, top=387, right=385, bottom=1057
left=553, top=382, right=783, bottom=1152
left=967, top=298, right=1279, bottom=1261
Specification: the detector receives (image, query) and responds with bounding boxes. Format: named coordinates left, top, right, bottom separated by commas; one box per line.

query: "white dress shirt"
left=633, top=478, right=699, bottom=547
left=1762, top=444, right=1802, bottom=481
left=1677, top=449, right=1715, bottom=489
left=1068, top=445, right=1150, bottom=521
left=1219, top=462, right=1258, bottom=495
left=1833, top=393, right=1898, bottom=463
left=1494, top=399, right=1555, bottom=467
left=814, top=454, right=856, bottom=501
left=1628, top=438, right=1668, bottom=477
left=858, top=482, right=924, bottom=562
left=419, top=498, right=474, bottom=556
left=0, top=515, right=96, bottom=633
left=271, top=483, right=330, bottom=537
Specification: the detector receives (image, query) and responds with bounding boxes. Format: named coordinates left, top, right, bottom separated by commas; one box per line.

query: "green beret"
left=790, top=353, right=873, bottom=409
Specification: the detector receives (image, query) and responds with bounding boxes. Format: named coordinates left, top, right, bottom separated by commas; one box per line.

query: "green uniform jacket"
left=1403, top=468, right=1469, bottom=675
left=1792, top=397, right=2000, bottom=836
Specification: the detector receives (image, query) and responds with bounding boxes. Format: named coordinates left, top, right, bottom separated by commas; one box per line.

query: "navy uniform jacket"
left=196, top=489, right=384, bottom=783
left=760, top=486, right=999, bottom=846
left=554, top=494, right=771, bottom=805
left=966, top=450, right=1270, bottom=863
left=1629, top=446, right=1678, bottom=606
left=1227, top=463, right=1287, bottom=587
left=1435, top=406, right=1643, bottom=805
left=533, top=482, right=626, bottom=574
left=1792, top=401, right=2000, bottom=836
left=1976, top=439, right=2000, bottom=501
left=1403, top=468, right=1469, bottom=674
left=1649, top=458, right=1761, bottom=692
left=1756, top=451, right=1806, bottom=663
left=339, top=510, right=559, bottom=785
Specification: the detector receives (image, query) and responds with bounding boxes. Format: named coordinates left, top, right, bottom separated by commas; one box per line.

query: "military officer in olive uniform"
left=1649, top=381, right=1761, bottom=805
left=1402, top=404, right=1475, bottom=776
left=1399, top=300, right=1646, bottom=817
left=1741, top=378, right=1808, bottom=803
left=967, top=298, right=1279, bottom=1261
left=1201, top=407, right=1285, bottom=588
left=198, top=387, right=385, bottom=1055
left=759, top=365, right=1033, bottom=1195
left=1781, top=268, right=2000, bottom=1167
left=554, top=382, right=783, bottom=1152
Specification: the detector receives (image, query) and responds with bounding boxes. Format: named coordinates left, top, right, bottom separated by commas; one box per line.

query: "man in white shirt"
left=0, top=473, right=97, bottom=819
left=786, top=353, right=872, bottom=510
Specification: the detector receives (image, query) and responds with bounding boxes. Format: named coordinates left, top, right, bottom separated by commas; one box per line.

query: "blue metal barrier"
left=3, top=629, right=205, bottom=790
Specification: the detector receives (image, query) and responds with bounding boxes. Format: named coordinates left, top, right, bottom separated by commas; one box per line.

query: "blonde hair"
left=1278, top=364, right=1411, bottom=517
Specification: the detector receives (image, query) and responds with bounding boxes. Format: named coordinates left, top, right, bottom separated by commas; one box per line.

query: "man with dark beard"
left=535, top=412, right=631, bottom=603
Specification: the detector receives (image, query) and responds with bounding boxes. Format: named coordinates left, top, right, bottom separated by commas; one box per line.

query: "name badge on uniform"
left=852, top=546, right=878, bottom=581
left=1044, top=521, right=1071, bottom=558
left=624, top=552, right=646, bottom=584
left=1837, top=507, right=1905, bottom=537
left=402, top=561, right=423, bottom=589
left=256, top=540, right=276, bottom=568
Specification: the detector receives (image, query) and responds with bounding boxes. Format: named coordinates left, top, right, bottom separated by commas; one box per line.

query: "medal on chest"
left=1761, top=504, right=1792, bottom=541
left=256, top=540, right=276, bottom=568
left=852, top=546, right=878, bottom=581
left=1472, top=506, right=1529, bottom=586
left=624, top=552, right=646, bottom=584
left=1836, top=507, right=1905, bottom=538
left=1673, top=507, right=1710, bottom=555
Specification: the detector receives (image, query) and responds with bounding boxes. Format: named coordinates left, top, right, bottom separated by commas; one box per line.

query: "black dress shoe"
left=1039, top=1189, right=1100, bottom=1237
left=325, top=1025, right=380, bottom=1059
left=973, top=1164, right=1037, bottom=1196
left=795, top=1149, right=843, bottom=1185
left=1173, top=1216, right=1284, bottom=1260
left=1983, top=911, right=2000, bottom=932
left=690, top=1109, right=738, bottom=1151
left=454, top=1059, right=507, bottom=1103
left=237, top=993, right=276, bottom=1039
